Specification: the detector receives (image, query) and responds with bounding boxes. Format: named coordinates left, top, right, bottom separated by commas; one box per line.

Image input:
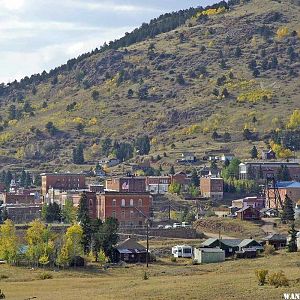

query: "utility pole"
left=146, top=219, right=149, bottom=268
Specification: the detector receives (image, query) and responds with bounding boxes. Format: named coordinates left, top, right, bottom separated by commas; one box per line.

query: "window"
left=112, top=199, right=116, bottom=207
left=121, top=199, right=125, bottom=207
left=130, top=210, right=134, bottom=219
left=112, top=211, right=116, bottom=218
left=130, top=199, right=134, bottom=207
left=121, top=210, right=125, bottom=219
left=138, top=199, right=142, bottom=207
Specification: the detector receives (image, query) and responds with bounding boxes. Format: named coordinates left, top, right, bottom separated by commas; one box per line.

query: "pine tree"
left=169, top=166, right=175, bottom=175
left=25, top=172, right=31, bottom=188
left=281, top=195, right=295, bottom=223
left=287, top=223, right=298, bottom=252
left=251, top=146, right=258, bottom=159
left=20, top=170, right=26, bottom=187
left=191, top=169, right=200, bottom=187
left=77, top=193, right=92, bottom=253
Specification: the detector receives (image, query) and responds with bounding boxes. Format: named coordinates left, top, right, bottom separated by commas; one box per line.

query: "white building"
left=193, top=248, right=225, bottom=264
left=172, top=245, right=193, bottom=258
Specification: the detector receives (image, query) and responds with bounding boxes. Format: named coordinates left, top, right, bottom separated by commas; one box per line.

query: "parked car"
left=181, top=222, right=191, bottom=228
left=157, top=225, right=164, bottom=229
left=173, top=223, right=182, bottom=228
left=164, top=225, right=172, bottom=229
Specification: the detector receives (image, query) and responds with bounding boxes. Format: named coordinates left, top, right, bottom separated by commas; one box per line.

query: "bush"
left=0, top=289, right=5, bottom=299
left=191, top=259, right=198, bottom=265
left=39, top=272, right=53, bottom=280
left=264, top=244, right=276, bottom=256
left=0, top=275, right=9, bottom=280
left=143, top=272, right=149, bottom=280
left=268, top=271, right=289, bottom=288
left=171, top=256, right=177, bottom=263
left=255, top=269, right=268, bottom=286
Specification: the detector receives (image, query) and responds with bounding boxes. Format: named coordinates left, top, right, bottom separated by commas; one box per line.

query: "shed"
left=114, top=238, right=148, bottom=263
left=194, top=248, right=225, bottom=264
left=236, top=206, right=260, bottom=220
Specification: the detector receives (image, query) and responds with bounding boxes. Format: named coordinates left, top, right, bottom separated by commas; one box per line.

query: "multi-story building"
left=105, top=177, right=146, bottom=193
left=3, top=193, right=36, bottom=205
left=200, top=177, right=224, bottom=200
left=146, top=176, right=171, bottom=194
left=96, top=191, right=152, bottom=227
left=41, top=173, right=86, bottom=195
left=232, top=196, right=265, bottom=210
left=171, top=172, right=191, bottom=191
left=239, top=161, right=300, bottom=181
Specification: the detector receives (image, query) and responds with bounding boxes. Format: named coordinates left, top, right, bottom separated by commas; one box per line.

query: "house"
left=213, top=206, right=231, bottom=218
left=146, top=176, right=171, bottom=194
left=177, top=152, right=196, bottom=164
left=106, top=177, right=146, bottom=193
left=193, top=248, right=225, bottom=264
left=3, top=193, right=36, bottom=205
left=99, top=158, right=120, bottom=168
left=260, top=208, right=278, bottom=218
left=239, top=161, right=300, bottom=181
left=200, top=177, right=224, bottom=201
left=262, top=149, right=276, bottom=160
left=221, top=153, right=235, bottom=162
left=114, top=238, right=148, bottom=263
left=201, top=238, right=262, bottom=257
left=232, top=197, right=265, bottom=210
left=1, top=203, right=42, bottom=223
left=235, top=249, right=257, bottom=259
left=238, top=239, right=263, bottom=252
left=236, top=206, right=260, bottom=220
left=41, top=173, right=86, bottom=195
left=96, top=191, right=152, bottom=227
left=201, top=238, right=241, bottom=257
left=262, top=234, right=287, bottom=250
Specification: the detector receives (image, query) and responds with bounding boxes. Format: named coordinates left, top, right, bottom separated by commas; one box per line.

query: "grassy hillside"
left=0, top=0, right=300, bottom=171
left=0, top=251, right=299, bottom=299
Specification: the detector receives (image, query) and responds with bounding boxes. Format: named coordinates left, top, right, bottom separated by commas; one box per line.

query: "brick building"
left=200, top=177, right=224, bottom=200
left=105, top=177, right=146, bottom=193
left=239, top=161, right=300, bottom=181
left=171, top=172, right=191, bottom=191
left=3, top=193, right=36, bottom=204
left=41, top=173, right=86, bottom=195
left=267, top=181, right=300, bottom=206
left=146, top=176, right=171, bottom=194
left=232, top=196, right=265, bottom=210
left=4, top=204, right=42, bottom=223
left=96, top=191, right=152, bottom=227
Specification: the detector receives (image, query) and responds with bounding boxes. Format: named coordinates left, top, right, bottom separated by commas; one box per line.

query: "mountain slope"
left=0, top=0, right=299, bottom=170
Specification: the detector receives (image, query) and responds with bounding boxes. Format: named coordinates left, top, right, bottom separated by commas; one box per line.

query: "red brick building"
left=171, top=172, right=191, bottom=191
left=146, top=176, right=171, bottom=194
left=72, top=191, right=98, bottom=219
left=41, top=173, right=86, bottom=195
left=106, top=177, right=146, bottom=193
left=3, top=193, right=36, bottom=204
left=5, top=204, right=42, bottom=223
left=96, top=191, right=152, bottom=226
left=200, top=177, right=224, bottom=200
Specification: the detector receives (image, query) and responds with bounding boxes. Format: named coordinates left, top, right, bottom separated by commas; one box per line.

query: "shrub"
left=255, top=269, right=268, bottom=286
left=171, top=256, right=177, bottom=263
left=268, top=271, right=289, bottom=288
left=0, top=275, right=9, bottom=280
left=0, top=289, right=5, bottom=299
left=191, top=259, right=198, bottom=265
left=39, top=272, right=53, bottom=280
left=264, top=244, right=276, bottom=256
left=143, top=272, right=149, bottom=280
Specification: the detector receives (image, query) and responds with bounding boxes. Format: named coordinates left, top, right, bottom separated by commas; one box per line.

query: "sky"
left=0, top=0, right=217, bottom=83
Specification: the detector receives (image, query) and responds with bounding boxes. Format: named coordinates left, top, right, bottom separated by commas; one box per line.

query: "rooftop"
left=276, top=181, right=300, bottom=189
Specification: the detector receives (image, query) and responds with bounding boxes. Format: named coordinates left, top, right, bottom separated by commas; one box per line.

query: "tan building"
left=200, top=177, right=224, bottom=200
left=41, top=173, right=86, bottom=195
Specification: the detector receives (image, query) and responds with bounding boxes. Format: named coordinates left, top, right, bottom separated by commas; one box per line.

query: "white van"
left=173, top=223, right=182, bottom=228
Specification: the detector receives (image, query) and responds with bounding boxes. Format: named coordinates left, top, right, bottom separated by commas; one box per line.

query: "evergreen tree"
left=8, top=105, right=16, bottom=120
left=191, top=169, right=200, bottom=187
left=251, top=146, right=258, bottom=159
left=281, top=195, right=295, bottom=223
left=169, top=166, right=175, bottom=175
left=77, top=193, right=92, bottom=253
left=4, top=171, right=13, bottom=189
left=25, top=172, right=31, bottom=188
left=101, top=137, right=112, bottom=157
left=73, top=143, right=85, bottom=164
left=287, top=223, right=298, bottom=252
left=135, top=135, right=151, bottom=155
left=20, top=169, right=26, bottom=187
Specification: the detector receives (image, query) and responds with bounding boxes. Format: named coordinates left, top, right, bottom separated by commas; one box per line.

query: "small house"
left=114, top=238, right=148, bottom=263
left=201, top=238, right=241, bottom=257
left=221, top=153, right=235, bottom=162
left=261, top=149, right=276, bottom=160
left=177, top=152, right=197, bottom=163
left=262, top=234, right=287, bottom=250
left=260, top=208, right=278, bottom=218
left=194, top=248, right=225, bottom=264
left=238, top=239, right=263, bottom=252
left=236, top=206, right=260, bottom=221
left=235, top=249, right=257, bottom=259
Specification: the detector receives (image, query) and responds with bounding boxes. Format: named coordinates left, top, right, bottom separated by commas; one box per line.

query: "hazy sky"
left=0, top=0, right=217, bottom=83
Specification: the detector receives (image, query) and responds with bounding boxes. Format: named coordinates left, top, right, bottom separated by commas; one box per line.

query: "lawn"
left=0, top=251, right=299, bottom=300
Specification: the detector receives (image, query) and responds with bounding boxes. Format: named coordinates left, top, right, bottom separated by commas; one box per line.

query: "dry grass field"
left=0, top=251, right=299, bottom=300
